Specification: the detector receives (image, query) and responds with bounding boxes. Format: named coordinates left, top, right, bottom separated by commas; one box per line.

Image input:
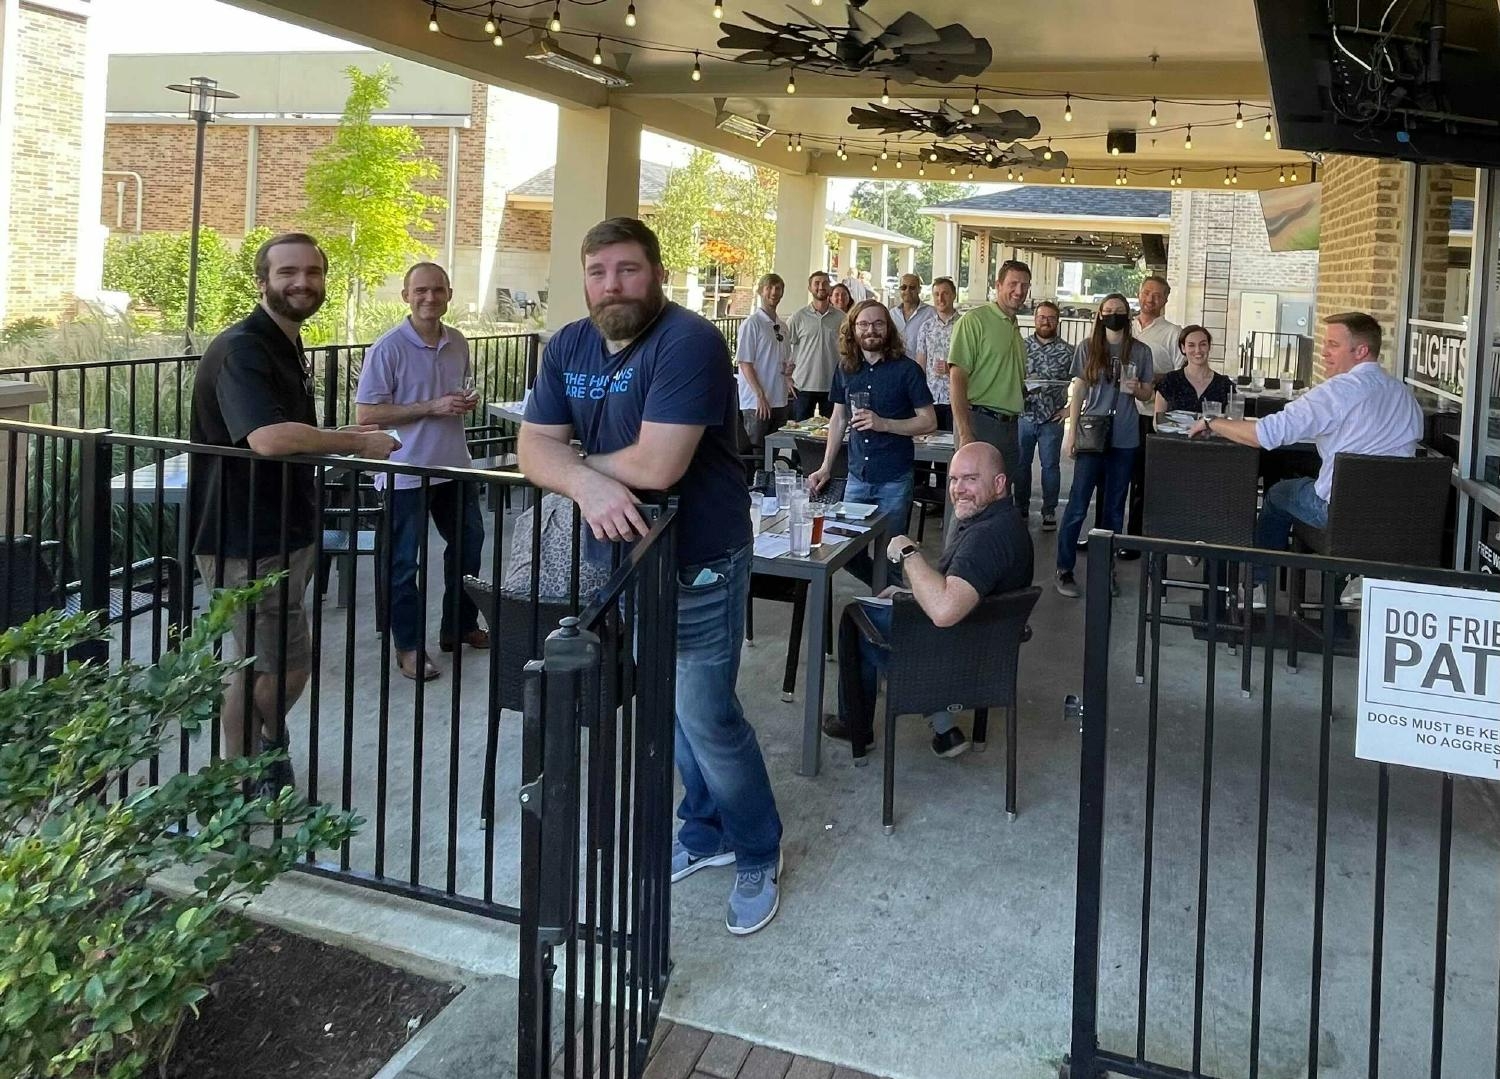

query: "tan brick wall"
left=1313, top=154, right=1407, bottom=378
left=6, top=4, right=88, bottom=318
left=1413, top=165, right=1460, bottom=322
left=501, top=204, right=551, bottom=252
left=102, top=123, right=247, bottom=233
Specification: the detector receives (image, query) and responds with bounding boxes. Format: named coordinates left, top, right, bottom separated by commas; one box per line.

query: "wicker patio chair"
left=846, top=586, right=1040, bottom=831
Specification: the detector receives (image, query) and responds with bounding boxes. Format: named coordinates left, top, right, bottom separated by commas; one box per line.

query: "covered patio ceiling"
left=231, top=0, right=1309, bottom=191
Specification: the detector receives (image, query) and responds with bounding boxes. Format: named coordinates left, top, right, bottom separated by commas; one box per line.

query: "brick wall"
left=6, top=4, right=88, bottom=318
left=1413, top=165, right=1460, bottom=322
left=1313, top=154, right=1407, bottom=377
left=501, top=205, right=551, bottom=252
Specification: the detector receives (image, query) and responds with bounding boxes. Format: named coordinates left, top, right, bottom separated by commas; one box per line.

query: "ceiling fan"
left=848, top=100, right=1041, bottom=144
left=717, top=3, right=992, bottom=82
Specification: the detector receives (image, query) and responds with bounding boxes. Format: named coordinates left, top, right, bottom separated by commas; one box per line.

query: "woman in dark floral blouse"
left=1153, top=325, right=1234, bottom=418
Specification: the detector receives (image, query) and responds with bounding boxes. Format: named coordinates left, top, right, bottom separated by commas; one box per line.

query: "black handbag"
left=1073, top=368, right=1122, bottom=454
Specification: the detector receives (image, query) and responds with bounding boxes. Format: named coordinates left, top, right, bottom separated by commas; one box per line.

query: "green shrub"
left=0, top=583, right=361, bottom=1078
left=1, top=317, right=51, bottom=347
left=101, top=230, right=254, bottom=339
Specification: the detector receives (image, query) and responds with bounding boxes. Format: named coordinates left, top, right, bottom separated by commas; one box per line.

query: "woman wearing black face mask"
left=1053, top=292, right=1155, bottom=598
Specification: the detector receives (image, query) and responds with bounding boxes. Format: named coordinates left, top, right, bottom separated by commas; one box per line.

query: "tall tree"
left=653, top=149, right=718, bottom=278
left=713, top=164, right=779, bottom=281
left=302, top=65, right=446, bottom=342
left=846, top=180, right=975, bottom=281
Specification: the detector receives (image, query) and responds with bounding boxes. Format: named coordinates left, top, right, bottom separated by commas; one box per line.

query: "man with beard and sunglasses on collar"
left=519, top=217, right=782, bottom=937
left=191, top=232, right=398, bottom=798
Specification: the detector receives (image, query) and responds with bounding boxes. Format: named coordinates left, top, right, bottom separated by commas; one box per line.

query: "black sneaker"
left=1055, top=571, right=1080, bottom=598
left=821, top=713, right=874, bottom=751
left=258, top=734, right=296, bottom=794
left=1041, top=512, right=1057, bottom=532
left=931, top=728, right=970, bottom=759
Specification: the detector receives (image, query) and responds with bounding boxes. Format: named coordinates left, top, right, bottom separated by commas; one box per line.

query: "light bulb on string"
left=881, top=78, right=889, bottom=105
left=795, top=133, right=802, bottom=151
left=1235, top=101, right=1244, bottom=128
left=1120, top=170, right=1127, bottom=186
left=1264, top=116, right=1273, bottom=140
left=880, top=141, right=888, bottom=160
left=691, top=52, right=701, bottom=81
left=1231, top=167, right=1239, bottom=184
left=786, top=68, right=796, bottom=94
left=484, top=3, right=496, bottom=35
left=1006, top=166, right=1014, bottom=180
left=1043, top=138, right=1052, bottom=161
left=625, top=2, right=636, bottom=26
left=1223, top=168, right=1231, bottom=186
left=871, top=160, right=878, bottom=173
left=1063, top=93, right=1072, bottom=122
left=712, top=0, right=723, bottom=16
left=1290, top=164, right=1298, bottom=181
left=1184, top=125, right=1193, bottom=150
left=949, top=165, right=956, bottom=175
left=786, top=134, right=794, bottom=152
left=968, top=168, right=976, bottom=179
left=549, top=3, right=561, bottom=30
left=918, top=163, right=926, bottom=176
left=984, top=150, right=994, bottom=163
left=593, top=37, right=604, bottom=64
left=493, top=23, right=503, bottom=45
left=1278, top=166, right=1286, bottom=183
left=929, top=149, right=938, bottom=162
left=427, top=1, right=439, bottom=32
left=1111, top=142, right=1120, bottom=156
left=1016, top=168, right=1024, bottom=183
left=894, top=152, right=902, bottom=169
left=1149, top=98, right=1158, bottom=126
left=971, top=86, right=981, bottom=116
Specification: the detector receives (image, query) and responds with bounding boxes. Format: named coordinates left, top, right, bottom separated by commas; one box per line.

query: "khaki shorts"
left=195, top=544, right=317, bottom=674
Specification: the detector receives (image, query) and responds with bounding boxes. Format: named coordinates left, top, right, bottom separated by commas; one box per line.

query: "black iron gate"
left=1068, top=530, right=1500, bottom=1079
left=517, top=505, right=679, bottom=1079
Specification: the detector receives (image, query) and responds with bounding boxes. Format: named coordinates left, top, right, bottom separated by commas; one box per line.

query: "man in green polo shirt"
left=947, top=258, right=1031, bottom=487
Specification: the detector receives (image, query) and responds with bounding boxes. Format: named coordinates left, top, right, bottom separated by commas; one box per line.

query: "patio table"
left=111, top=451, right=191, bottom=573
left=486, top=400, right=526, bottom=426
left=752, top=503, right=891, bottom=777
left=763, top=426, right=956, bottom=474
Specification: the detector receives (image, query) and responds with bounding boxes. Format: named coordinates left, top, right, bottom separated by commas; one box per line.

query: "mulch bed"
left=155, top=922, right=459, bottom=1079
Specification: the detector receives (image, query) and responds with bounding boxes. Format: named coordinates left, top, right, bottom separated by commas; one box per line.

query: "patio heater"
left=166, top=76, right=238, bottom=352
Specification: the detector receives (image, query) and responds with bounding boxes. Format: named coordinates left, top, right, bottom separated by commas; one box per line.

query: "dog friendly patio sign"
left=1356, top=578, right=1500, bottom=780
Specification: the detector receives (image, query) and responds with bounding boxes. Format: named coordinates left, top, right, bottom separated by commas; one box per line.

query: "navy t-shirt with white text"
left=525, top=303, right=750, bottom=568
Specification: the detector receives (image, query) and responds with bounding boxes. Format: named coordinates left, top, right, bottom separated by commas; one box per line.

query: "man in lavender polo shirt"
left=355, top=262, right=488, bottom=681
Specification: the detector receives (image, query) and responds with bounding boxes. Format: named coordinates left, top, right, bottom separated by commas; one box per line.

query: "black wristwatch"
left=899, top=543, right=920, bottom=561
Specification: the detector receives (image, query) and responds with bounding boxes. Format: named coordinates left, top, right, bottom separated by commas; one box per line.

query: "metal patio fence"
left=1067, top=530, right=1500, bottom=1079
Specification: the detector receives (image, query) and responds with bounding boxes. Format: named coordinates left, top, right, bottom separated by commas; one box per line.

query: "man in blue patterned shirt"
left=1016, top=300, right=1073, bottom=530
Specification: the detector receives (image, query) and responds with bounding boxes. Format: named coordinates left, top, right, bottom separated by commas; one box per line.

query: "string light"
left=493, top=22, right=503, bottom=45
left=786, top=68, right=796, bottom=94
left=1231, top=167, right=1239, bottom=184
left=1111, top=141, right=1120, bottom=156
left=971, top=86, right=981, bottom=116
left=593, top=36, right=604, bottom=64
left=483, top=2, right=496, bottom=35
left=1120, top=169, right=1127, bottom=186
left=1149, top=98, right=1158, bottom=126
left=549, top=3, right=561, bottom=30
left=1278, top=166, right=1286, bottom=183
left=795, top=132, right=802, bottom=151
left=984, top=150, right=995, bottom=163
left=1223, top=167, right=1231, bottom=186
left=881, top=78, right=890, bottom=105
left=1063, top=93, right=1072, bottom=122
left=787, top=133, right=794, bottom=151
left=1043, top=138, right=1053, bottom=161
left=871, top=160, right=878, bottom=173
left=1235, top=101, right=1244, bottom=128
left=625, top=2, right=636, bottom=26
left=1264, top=116, right=1273, bottom=141
left=691, top=52, right=701, bottom=80
left=894, top=151, right=902, bottom=169
left=929, top=148, right=938, bottom=162
left=1006, top=166, right=1014, bottom=180
left=881, top=140, right=888, bottom=159
left=427, top=0, right=439, bottom=31
left=949, top=165, right=956, bottom=175
left=918, top=163, right=926, bottom=176
left=1290, top=164, right=1299, bottom=181
left=1016, top=168, right=1024, bottom=183
left=1184, top=125, right=1193, bottom=150
left=968, top=168, right=976, bottom=179
left=712, top=0, right=723, bottom=16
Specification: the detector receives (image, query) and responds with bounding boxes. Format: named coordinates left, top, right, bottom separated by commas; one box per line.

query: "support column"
left=967, top=230, right=991, bottom=304
left=876, top=242, right=892, bottom=291
left=773, top=172, right=827, bottom=297
left=0, top=0, right=21, bottom=323
left=545, top=106, right=642, bottom=327
left=901, top=246, right=915, bottom=276
left=840, top=234, right=859, bottom=281
left=932, top=218, right=958, bottom=280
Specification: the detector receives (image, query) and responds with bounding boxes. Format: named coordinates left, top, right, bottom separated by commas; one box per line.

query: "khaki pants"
left=195, top=544, right=317, bottom=674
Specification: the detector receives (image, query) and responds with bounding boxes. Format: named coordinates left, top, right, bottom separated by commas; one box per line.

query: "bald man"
left=825, top=441, right=1035, bottom=759
left=890, top=273, right=935, bottom=351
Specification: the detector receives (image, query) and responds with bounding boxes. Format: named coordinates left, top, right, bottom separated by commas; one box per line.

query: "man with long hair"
left=807, top=299, right=936, bottom=584
left=518, top=217, right=783, bottom=936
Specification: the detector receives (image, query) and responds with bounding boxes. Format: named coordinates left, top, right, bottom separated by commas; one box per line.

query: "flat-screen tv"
left=1254, top=0, right=1500, bottom=168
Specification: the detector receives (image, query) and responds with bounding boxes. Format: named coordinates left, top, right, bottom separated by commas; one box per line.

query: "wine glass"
left=459, top=374, right=478, bottom=401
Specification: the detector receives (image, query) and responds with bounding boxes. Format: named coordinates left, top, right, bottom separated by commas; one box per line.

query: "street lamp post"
left=166, top=76, right=238, bottom=352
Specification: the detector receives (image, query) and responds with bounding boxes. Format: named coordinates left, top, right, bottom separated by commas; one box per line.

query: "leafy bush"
left=0, top=584, right=361, bottom=1078
left=1, top=317, right=51, bottom=347
left=101, top=230, right=255, bottom=340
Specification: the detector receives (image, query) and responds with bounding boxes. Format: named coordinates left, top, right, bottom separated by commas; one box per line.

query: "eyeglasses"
left=854, top=320, right=887, bottom=330
left=899, top=284, right=920, bottom=291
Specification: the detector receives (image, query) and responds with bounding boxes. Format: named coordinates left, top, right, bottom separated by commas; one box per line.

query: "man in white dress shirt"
left=890, top=273, right=936, bottom=351
left=735, top=272, right=793, bottom=450
left=1189, top=311, right=1423, bottom=606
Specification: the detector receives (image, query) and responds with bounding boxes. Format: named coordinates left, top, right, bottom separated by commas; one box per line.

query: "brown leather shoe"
left=397, top=650, right=440, bottom=681
left=439, top=628, right=491, bottom=652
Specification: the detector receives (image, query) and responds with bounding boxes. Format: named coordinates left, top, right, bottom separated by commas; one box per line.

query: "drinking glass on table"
left=774, top=471, right=797, bottom=511
left=1202, top=400, right=1224, bottom=420
left=788, top=503, right=813, bottom=557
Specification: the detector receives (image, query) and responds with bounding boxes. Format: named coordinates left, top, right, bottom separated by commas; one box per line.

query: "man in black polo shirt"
left=191, top=232, right=397, bottom=792
left=825, top=441, right=1034, bottom=758
left=807, top=298, right=936, bottom=584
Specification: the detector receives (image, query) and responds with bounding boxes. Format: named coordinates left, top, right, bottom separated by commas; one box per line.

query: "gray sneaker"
left=1055, top=571, right=1080, bottom=598
left=726, top=853, right=782, bottom=936
left=671, top=840, right=734, bottom=883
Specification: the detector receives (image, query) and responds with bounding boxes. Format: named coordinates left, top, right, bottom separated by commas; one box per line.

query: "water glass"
left=788, top=489, right=809, bottom=521
left=789, top=513, right=813, bottom=557
left=848, top=391, right=871, bottom=414
left=1202, top=400, right=1224, bottom=420
left=774, top=472, right=797, bottom=511
left=1227, top=393, right=1245, bottom=420
left=459, top=374, right=478, bottom=400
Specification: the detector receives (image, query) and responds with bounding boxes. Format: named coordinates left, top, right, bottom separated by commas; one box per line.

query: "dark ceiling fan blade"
left=873, top=11, right=942, bottom=49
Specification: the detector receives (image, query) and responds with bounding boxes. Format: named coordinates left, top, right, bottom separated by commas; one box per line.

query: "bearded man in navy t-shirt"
left=519, top=217, right=783, bottom=937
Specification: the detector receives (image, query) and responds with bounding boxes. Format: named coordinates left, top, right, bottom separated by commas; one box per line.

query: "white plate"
left=831, top=501, right=878, bottom=520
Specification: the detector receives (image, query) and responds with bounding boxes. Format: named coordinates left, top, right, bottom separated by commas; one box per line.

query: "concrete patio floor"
left=127, top=481, right=1500, bottom=1079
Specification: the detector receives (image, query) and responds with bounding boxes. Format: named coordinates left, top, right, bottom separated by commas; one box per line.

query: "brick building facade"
left=1, top=0, right=105, bottom=323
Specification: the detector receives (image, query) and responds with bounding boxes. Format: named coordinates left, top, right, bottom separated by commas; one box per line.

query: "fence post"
left=517, top=616, right=599, bottom=1078
left=525, top=333, right=540, bottom=389
left=74, top=429, right=114, bottom=666
left=1068, top=529, right=1116, bottom=1079
left=321, top=348, right=339, bottom=429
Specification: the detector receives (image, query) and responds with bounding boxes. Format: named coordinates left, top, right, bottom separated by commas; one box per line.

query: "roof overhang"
left=919, top=209, right=1173, bottom=235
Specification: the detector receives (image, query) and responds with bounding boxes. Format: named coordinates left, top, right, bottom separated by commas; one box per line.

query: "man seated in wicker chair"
left=822, top=441, right=1034, bottom=759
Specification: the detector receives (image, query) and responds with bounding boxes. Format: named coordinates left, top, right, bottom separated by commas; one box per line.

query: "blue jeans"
left=1056, top=446, right=1136, bottom=573
left=388, top=481, right=485, bottom=652
left=1016, top=417, right=1063, bottom=516
left=844, top=474, right=913, bottom=585
left=839, top=604, right=958, bottom=737
left=1252, top=478, right=1329, bottom=585
left=674, top=542, right=782, bottom=872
